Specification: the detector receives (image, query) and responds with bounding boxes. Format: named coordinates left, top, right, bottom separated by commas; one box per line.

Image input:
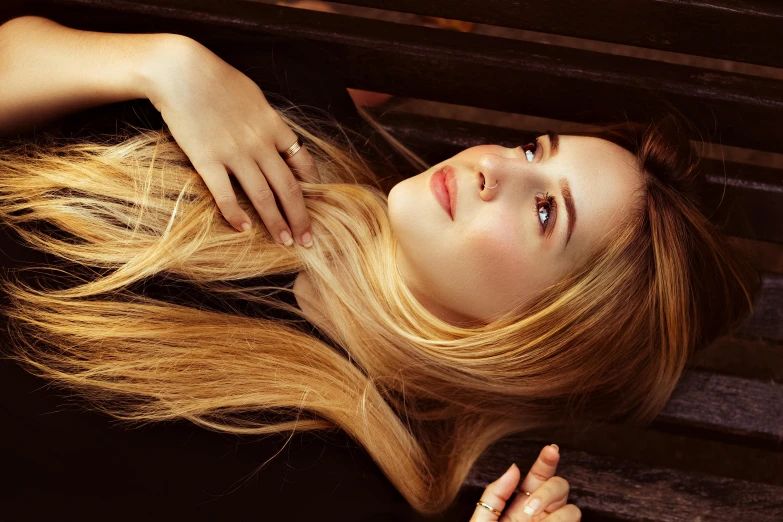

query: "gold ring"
left=280, top=136, right=303, bottom=159
left=476, top=500, right=502, bottom=516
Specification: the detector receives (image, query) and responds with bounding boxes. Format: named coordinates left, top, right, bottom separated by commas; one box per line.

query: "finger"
left=539, top=503, right=582, bottom=521
left=504, top=475, right=570, bottom=520
left=272, top=120, right=321, bottom=185
left=195, top=162, right=253, bottom=233
left=469, top=463, right=520, bottom=522
left=518, top=445, right=560, bottom=497
left=256, top=149, right=313, bottom=247
left=229, top=157, right=294, bottom=246
left=281, top=136, right=321, bottom=185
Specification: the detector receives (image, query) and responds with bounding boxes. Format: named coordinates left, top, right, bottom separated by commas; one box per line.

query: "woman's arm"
left=0, top=15, right=319, bottom=244
left=0, top=15, right=179, bottom=137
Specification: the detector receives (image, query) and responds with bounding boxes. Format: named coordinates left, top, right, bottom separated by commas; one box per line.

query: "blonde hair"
left=0, top=103, right=759, bottom=515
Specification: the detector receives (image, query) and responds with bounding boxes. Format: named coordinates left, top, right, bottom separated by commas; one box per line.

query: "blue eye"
left=535, top=192, right=557, bottom=235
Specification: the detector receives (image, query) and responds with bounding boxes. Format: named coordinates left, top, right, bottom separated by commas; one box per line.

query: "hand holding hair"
left=0, top=15, right=317, bottom=246
left=141, top=36, right=319, bottom=246
left=470, top=444, right=582, bottom=521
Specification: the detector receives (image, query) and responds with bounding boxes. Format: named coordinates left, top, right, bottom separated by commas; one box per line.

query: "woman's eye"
left=520, top=137, right=541, bottom=163
left=535, top=192, right=557, bottom=235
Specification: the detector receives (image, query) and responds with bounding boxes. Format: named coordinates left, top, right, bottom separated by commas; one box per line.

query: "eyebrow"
left=543, top=131, right=576, bottom=248
left=545, top=130, right=559, bottom=157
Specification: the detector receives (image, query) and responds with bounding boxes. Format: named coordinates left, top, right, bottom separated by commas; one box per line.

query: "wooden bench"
left=4, top=0, right=782, bottom=520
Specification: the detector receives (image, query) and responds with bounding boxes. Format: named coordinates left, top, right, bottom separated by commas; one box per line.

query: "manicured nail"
left=301, top=230, right=313, bottom=248
left=550, top=444, right=559, bottom=453
left=240, top=222, right=251, bottom=232
left=524, top=497, right=541, bottom=516
left=279, top=229, right=294, bottom=246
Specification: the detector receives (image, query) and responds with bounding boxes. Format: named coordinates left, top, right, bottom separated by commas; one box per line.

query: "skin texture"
left=387, top=135, right=646, bottom=325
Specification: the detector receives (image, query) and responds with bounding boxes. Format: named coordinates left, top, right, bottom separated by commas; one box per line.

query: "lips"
left=430, top=165, right=457, bottom=220
left=443, top=165, right=457, bottom=218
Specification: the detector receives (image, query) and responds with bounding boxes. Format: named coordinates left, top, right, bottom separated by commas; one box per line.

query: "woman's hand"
left=469, top=444, right=581, bottom=521
left=142, top=36, right=319, bottom=246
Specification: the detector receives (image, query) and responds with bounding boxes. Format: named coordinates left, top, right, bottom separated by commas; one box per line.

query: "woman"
left=0, top=15, right=758, bottom=521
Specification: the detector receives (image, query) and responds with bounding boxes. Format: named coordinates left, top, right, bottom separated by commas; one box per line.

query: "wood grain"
left=327, top=0, right=783, bottom=69
left=464, top=439, right=783, bottom=521
left=4, top=0, right=783, bottom=154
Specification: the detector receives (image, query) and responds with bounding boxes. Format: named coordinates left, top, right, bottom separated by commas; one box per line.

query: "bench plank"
left=739, top=272, right=783, bottom=342
left=464, top=439, right=783, bottom=521
left=652, top=368, right=783, bottom=451
left=329, top=0, right=783, bottom=69
left=12, top=0, right=783, bottom=154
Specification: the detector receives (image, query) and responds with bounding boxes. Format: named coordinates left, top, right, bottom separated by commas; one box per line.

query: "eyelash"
left=521, top=137, right=557, bottom=235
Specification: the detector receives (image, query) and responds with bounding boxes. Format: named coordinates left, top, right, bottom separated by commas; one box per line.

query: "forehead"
left=554, top=135, right=644, bottom=258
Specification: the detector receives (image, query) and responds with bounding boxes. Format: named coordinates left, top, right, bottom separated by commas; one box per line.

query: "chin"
left=387, top=182, right=400, bottom=221
left=387, top=178, right=413, bottom=233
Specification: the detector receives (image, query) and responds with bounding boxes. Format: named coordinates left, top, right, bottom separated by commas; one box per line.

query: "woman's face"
left=387, top=133, right=645, bottom=325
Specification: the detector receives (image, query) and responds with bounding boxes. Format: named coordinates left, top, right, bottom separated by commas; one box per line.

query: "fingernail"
left=279, top=230, right=294, bottom=246
left=240, top=222, right=251, bottom=232
left=550, top=444, right=559, bottom=453
left=523, top=497, right=541, bottom=516
left=506, top=463, right=517, bottom=475
left=301, top=230, right=313, bottom=248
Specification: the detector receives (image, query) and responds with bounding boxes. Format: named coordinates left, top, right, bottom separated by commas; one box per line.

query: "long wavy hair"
left=0, top=101, right=759, bottom=515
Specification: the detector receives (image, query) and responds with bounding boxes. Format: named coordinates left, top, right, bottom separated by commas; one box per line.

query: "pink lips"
left=430, top=165, right=457, bottom=220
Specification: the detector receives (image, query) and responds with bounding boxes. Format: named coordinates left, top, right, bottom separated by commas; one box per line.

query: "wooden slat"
left=464, top=439, right=783, bottom=521
left=651, top=368, right=783, bottom=451
left=739, top=272, right=783, bottom=342
left=10, top=0, right=783, bottom=154
left=328, top=0, right=783, bottom=69
left=703, top=165, right=783, bottom=245
left=369, top=110, right=783, bottom=246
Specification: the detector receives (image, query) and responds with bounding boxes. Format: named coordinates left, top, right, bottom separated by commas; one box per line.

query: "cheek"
left=463, top=210, right=530, bottom=288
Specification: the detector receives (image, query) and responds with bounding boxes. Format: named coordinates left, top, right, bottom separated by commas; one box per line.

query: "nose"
left=475, top=152, right=514, bottom=201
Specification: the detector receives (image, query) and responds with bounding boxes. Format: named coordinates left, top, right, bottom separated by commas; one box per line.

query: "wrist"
left=130, top=33, right=199, bottom=108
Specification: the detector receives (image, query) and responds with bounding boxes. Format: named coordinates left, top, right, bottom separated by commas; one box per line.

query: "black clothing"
left=0, top=222, right=411, bottom=522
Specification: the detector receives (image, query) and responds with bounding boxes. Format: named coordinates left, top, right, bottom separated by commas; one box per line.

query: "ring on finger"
left=476, top=500, right=502, bottom=516
left=279, top=135, right=303, bottom=159
left=475, top=491, right=530, bottom=517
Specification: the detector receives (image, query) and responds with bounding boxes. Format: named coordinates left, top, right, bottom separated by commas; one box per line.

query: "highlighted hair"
left=0, top=104, right=758, bottom=515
